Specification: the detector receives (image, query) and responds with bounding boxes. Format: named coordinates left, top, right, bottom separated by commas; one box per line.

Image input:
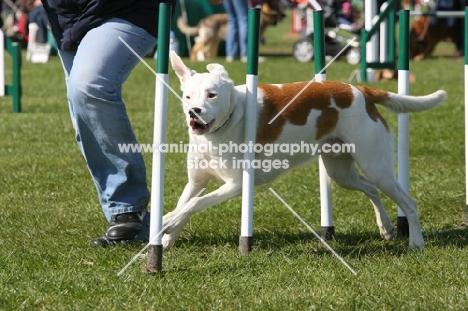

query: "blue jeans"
left=58, top=18, right=156, bottom=224
left=223, top=0, right=248, bottom=58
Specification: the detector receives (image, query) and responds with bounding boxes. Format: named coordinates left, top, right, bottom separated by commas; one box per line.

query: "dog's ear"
left=170, top=51, right=193, bottom=85
left=206, top=63, right=230, bottom=79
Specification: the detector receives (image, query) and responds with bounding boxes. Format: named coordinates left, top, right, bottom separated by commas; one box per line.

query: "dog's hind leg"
left=351, top=143, right=424, bottom=249
left=366, top=173, right=423, bottom=249
left=322, top=154, right=394, bottom=240
left=208, top=38, right=220, bottom=59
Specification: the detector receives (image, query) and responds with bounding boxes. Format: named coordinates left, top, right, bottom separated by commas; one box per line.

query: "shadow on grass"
left=175, top=225, right=468, bottom=259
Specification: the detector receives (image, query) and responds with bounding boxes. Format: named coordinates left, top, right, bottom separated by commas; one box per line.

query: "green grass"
left=1, top=15, right=468, bottom=310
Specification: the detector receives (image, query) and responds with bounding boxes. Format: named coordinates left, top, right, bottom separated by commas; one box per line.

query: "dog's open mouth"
left=189, top=117, right=215, bottom=134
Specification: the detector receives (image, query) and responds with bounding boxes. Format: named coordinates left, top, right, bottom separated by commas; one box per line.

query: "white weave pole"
left=239, top=8, right=261, bottom=254
left=145, top=3, right=172, bottom=272
left=365, top=0, right=378, bottom=81
left=397, top=10, right=410, bottom=236
left=0, top=30, right=4, bottom=97
left=379, top=2, right=388, bottom=63
left=311, top=6, right=334, bottom=240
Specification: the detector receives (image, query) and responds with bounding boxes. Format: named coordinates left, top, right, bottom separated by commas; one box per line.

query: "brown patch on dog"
left=356, top=86, right=389, bottom=103
left=316, top=107, right=339, bottom=140
left=256, top=81, right=354, bottom=144
left=356, top=86, right=390, bottom=131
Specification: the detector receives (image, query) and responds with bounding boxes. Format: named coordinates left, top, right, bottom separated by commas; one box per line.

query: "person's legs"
left=223, top=0, right=240, bottom=59
left=59, top=18, right=156, bottom=245
left=231, top=0, right=248, bottom=59
left=28, top=5, right=49, bottom=43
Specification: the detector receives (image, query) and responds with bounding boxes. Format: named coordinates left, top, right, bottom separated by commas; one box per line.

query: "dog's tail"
left=357, top=86, right=447, bottom=114
left=177, top=16, right=199, bottom=36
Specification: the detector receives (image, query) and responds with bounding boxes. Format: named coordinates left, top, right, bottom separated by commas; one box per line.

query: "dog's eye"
left=186, top=95, right=191, bottom=100
left=208, top=93, right=217, bottom=99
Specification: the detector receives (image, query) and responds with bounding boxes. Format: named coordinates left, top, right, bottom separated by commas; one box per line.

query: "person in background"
left=223, top=0, right=249, bottom=62
left=223, top=0, right=265, bottom=62
left=27, top=0, right=48, bottom=43
left=40, top=0, right=223, bottom=247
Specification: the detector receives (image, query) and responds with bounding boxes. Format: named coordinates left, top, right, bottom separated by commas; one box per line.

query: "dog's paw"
left=162, top=233, right=176, bottom=251
left=409, top=238, right=424, bottom=250
left=379, top=225, right=395, bottom=240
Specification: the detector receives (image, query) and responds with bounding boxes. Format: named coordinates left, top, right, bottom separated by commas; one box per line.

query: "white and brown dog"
left=162, top=51, right=447, bottom=251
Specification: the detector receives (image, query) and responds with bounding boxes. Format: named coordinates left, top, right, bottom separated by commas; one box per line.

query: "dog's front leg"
left=162, top=181, right=242, bottom=250
left=163, top=181, right=208, bottom=227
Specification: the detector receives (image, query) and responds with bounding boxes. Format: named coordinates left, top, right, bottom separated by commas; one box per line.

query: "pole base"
left=320, top=226, right=335, bottom=241
left=143, top=244, right=163, bottom=273
left=239, top=236, right=253, bottom=255
left=397, top=216, right=409, bottom=237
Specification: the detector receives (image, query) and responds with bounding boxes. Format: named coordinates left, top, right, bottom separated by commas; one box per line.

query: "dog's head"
left=170, top=51, right=237, bottom=135
left=261, top=0, right=286, bottom=26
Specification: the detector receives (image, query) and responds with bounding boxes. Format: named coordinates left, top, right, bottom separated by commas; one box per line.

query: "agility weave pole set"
left=144, top=3, right=468, bottom=272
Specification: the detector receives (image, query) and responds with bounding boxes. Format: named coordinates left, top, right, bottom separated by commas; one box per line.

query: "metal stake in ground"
left=239, top=8, right=261, bottom=255
left=145, top=3, right=172, bottom=273
left=313, top=10, right=335, bottom=241
left=397, top=10, right=410, bottom=237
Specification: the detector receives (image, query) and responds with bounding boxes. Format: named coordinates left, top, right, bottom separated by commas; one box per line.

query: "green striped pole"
left=465, top=7, right=468, bottom=224
left=146, top=3, right=172, bottom=273
left=1, top=33, right=21, bottom=113
left=313, top=11, right=325, bottom=81
left=360, top=28, right=367, bottom=82
left=397, top=10, right=410, bottom=237
left=9, top=40, right=21, bottom=113
left=240, top=8, right=260, bottom=255
left=313, top=10, right=334, bottom=241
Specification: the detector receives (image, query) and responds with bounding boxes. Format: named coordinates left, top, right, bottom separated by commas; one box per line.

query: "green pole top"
left=313, top=10, right=325, bottom=74
left=465, top=8, right=468, bottom=65
left=398, top=10, right=409, bottom=71
left=246, top=8, right=261, bottom=75
left=156, top=3, right=172, bottom=74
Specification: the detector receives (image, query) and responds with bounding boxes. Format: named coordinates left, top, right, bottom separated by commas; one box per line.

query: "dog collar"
left=211, top=110, right=234, bottom=134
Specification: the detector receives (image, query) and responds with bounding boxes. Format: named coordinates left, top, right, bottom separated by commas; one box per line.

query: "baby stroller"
left=291, top=0, right=361, bottom=64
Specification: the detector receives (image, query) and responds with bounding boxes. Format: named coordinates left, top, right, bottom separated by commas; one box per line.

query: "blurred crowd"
left=1, top=0, right=49, bottom=47
left=0, top=0, right=464, bottom=61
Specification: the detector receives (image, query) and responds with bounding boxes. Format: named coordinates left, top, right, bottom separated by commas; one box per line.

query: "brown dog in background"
left=409, top=16, right=455, bottom=61
left=177, top=1, right=285, bottom=61
left=177, top=14, right=228, bottom=61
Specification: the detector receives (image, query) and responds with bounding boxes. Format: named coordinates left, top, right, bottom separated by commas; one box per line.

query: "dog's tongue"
left=190, top=119, right=207, bottom=130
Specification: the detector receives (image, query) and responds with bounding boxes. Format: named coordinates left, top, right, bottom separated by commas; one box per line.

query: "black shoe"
left=90, top=211, right=146, bottom=247
left=90, top=236, right=134, bottom=247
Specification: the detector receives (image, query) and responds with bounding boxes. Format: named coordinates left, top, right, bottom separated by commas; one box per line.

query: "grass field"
left=1, top=13, right=468, bottom=310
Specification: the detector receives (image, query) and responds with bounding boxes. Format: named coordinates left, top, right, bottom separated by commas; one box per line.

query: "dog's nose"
left=189, top=108, right=202, bottom=118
